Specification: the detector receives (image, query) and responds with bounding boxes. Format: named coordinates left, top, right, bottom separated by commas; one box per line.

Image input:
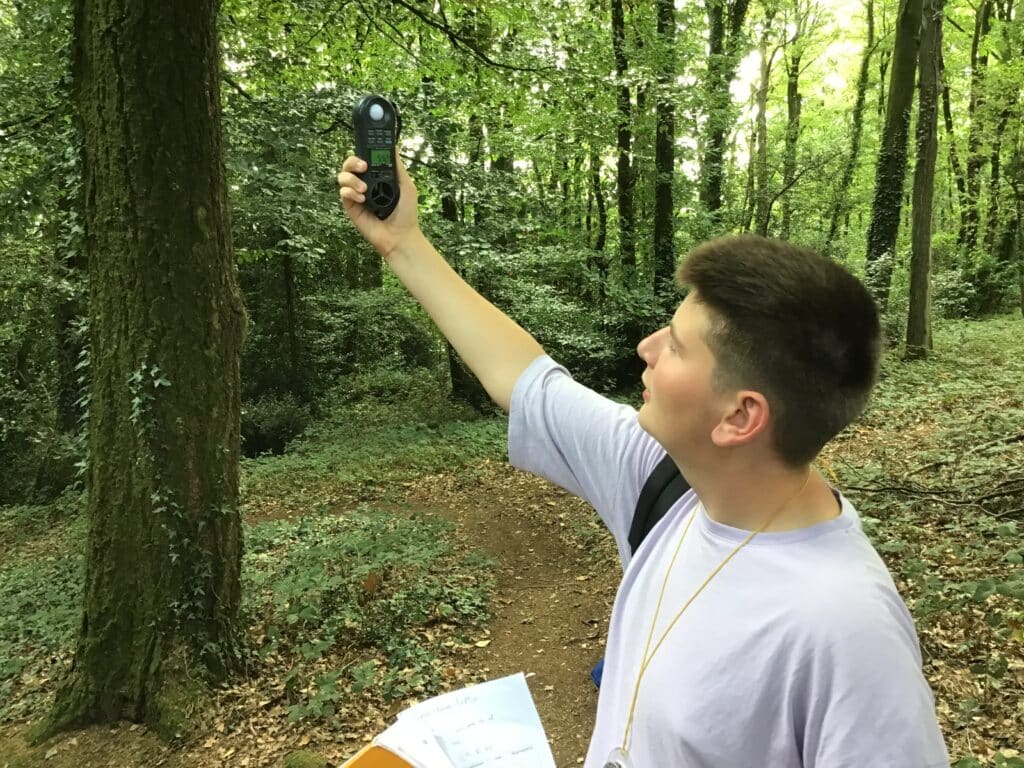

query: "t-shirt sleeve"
left=507, top=355, right=663, bottom=561
left=798, top=587, right=950, bottom=768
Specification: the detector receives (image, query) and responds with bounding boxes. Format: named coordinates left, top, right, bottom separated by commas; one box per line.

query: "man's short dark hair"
left=677, top=235, right=881, bottom=466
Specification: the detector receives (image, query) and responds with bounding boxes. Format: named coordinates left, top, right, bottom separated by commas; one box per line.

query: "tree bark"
left=653, top=0, right=676, bottom=291
left=42, top=0, right=247, bottom=737
left=741, top=105, right=756, bottom=232
left=699, top=0, right=752, bottom=225
left=984, top=99, right=1017, bottom=253
left=280, top=248, right=307, bottom=402
left=939, top=47, right=968, bottom=241
left=780, top=46, right=801, bottom=240
left=611, top=0, right=636, bottom=277
left=906, top=0, right=943, bottom=359
left=590, top=149, right=608, bottom=255
left=753, top=19, right=775, bottom=237
left=960, top=0, right=993, bottom=253
left=825, top=0, right=874, bottom=256
left=996, top=121, right=1023, bottom=316
left=864, top=0, right=923, bottom=309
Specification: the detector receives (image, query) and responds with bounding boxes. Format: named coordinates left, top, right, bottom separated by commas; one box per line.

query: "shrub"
left=241, top=392, right=311, bottom=457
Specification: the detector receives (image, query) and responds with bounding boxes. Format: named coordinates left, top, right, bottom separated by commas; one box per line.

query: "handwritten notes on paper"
left=377, top=673, right=556, bottom=768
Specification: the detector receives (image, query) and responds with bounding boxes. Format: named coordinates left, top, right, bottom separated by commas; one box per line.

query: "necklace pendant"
left=604, top=746, right=634, bottom=768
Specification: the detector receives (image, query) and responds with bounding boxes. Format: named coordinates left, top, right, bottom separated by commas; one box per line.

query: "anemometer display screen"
left=370, top=148, right=392, bottom=166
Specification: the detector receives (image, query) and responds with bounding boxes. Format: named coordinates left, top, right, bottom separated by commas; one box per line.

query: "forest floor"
left=2, top=315, right=1023, bottom=767
left=0, top=461, right=619, bottom=768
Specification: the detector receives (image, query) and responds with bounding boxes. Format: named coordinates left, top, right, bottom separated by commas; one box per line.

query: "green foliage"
left=441, top=234, right=666, bottom=391
left=0, top=496, right=84, bottom=723
left=833, top=316, right=1024, bottom=758
left=241, top=392, right=312, bottom=457
left=242, top=380, right=506, bottom=506
left=242, top=507, right=493, bottom=718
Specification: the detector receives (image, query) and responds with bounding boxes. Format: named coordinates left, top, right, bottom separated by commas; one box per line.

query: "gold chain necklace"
left=605, top=473, right=810, bottom=768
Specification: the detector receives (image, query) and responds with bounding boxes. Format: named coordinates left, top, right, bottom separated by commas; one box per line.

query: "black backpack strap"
left=628, top=453, right=691, bottom=555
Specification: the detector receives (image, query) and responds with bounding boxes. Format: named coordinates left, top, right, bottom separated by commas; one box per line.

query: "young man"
left=337, top=157, right=949, bottom=767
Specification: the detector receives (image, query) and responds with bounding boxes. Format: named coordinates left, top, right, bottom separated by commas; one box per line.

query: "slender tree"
left=825, top=0, right=875, bottom=256
left=961, top=0, right=994, bottom=253
left=780, top=0, right=816, bottom=240
left=699, top=0, right=752, bottom=224
left=906, top=0, right=944, bottom=359
left=41, top=0, right=247, bottom=737
left=864, top=0, right=923, bottom=309
left=753, top=10, right=778, bottom=236
left=611, top=0, right=636, bottom=276
left=939, top=46, right=969, bottom=241
left=653, top=0, right=676, bottom=290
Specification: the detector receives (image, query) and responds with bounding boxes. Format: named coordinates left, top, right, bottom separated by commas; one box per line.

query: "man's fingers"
left=341, top=155, right=367, bottom=174
left=337, top=171, right=367, bottom=193
left=339, top=186, right=366, bottom=204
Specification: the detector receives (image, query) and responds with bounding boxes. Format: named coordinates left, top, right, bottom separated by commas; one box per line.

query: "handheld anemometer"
left=353, top=95, right=401, bottom=219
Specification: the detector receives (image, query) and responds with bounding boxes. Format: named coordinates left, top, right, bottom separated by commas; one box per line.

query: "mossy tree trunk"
left=699, top=0, right=751, bottom=227
left=824, top=0, right=874, bottom=257
left=905, top=0, right=943, bottom=360
left=611, top=0, right=636, bottom=279
left=43, top=0, right=247, bottom=737
left=864, top=0, right=922, bottom=310
left=653, top=0, right=676, bottom=293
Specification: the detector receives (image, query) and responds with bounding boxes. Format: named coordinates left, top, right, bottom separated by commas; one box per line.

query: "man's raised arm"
left=338, top=155, right=545, bottom=412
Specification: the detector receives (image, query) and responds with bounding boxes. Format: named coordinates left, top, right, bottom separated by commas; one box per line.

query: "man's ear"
left=711, top=391, right=771, bottom=448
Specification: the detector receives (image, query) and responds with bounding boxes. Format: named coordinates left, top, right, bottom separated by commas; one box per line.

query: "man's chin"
left=636, top=407, right=655, bottom=437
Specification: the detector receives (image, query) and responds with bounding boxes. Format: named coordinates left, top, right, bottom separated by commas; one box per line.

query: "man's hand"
left=337, top=155, right=420, bottom=260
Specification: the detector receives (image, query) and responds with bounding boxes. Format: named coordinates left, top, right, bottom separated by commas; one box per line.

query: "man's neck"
left=678, top=454, right=840, bottom=533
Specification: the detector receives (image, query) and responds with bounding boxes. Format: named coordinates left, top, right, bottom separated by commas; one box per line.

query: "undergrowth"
left=822, top=315, right=1023, bottom=764
left=0, top=387, right=505, bottom=727
left=0, top=317, right=1020, bottom=764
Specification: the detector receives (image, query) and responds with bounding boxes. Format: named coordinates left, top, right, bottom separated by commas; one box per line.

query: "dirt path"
left=406, top=460, right=621, bottom=766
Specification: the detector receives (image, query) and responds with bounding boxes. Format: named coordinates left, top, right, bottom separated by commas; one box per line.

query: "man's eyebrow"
left=669, top=322, right=684, bottom=348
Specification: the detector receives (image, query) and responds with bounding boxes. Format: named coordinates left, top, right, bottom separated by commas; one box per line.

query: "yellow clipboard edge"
left=340, top=743, right=416, bottom=768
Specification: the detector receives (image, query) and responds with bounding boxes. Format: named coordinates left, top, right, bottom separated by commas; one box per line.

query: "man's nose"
left=637, top=328, right=662, bottom=365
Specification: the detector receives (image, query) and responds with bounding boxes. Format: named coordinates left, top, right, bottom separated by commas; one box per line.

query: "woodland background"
left=0, top=0, right=1022, bottom=766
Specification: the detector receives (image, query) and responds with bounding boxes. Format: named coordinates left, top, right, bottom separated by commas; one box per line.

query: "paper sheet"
left=375, top=717, right=455, bottom=767
left=396, top=673, right=556, bottom=768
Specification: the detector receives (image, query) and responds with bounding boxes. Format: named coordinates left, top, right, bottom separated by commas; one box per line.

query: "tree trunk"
left=984, top=103, right=1016, bottom=253
left=468, top=112, right=486, bottom=224
left=742, top=106, right=756, bottom=232
left=611, top=0, right=636, bottom=278
left=590, top=149, right=608, bottom=255
left=654, top=0, right=676, bottom=290
left=699, top=0, right=752, bottom=225
left=939, top=47, right=968, bottom=241
left=996, top=125, right=1023, bottom=316
left=434, top=111, right=491, bottom=411
left=960, top=0, right=993, bottom=253
left=281, top=249, right=307, bottom=403
left=906, top=0, right=943, bottom=360
left=753, top=21, right=774, bottom=237
left=780, top=47, right=801, bottom=241
left=825, top=0, right=874, bottom=256
left=42, top=0, right=247, bottom=738
left=864, top=0, right=923, bottom=309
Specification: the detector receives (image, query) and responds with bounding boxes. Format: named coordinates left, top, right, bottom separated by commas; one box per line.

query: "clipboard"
left=341, top=744, right=415, bottom=767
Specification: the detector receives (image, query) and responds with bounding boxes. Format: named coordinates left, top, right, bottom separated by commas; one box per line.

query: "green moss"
left=281, top=749, right=329, bottom=768
left=149, top=671, right=210, bottom=740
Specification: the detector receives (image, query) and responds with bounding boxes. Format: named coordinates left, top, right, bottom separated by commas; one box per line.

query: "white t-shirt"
left=508, top=355, right=949, bottom=768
